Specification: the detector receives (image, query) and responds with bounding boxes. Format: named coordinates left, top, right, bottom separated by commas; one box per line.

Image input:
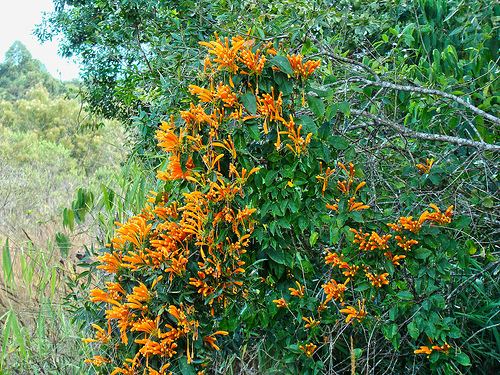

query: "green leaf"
left=325, top=103, right=338, bottom=120
left=247, top=123, right=260, bottom=141
left=2, top=239, right=13, bottom=290
left=265, top=170, right=279, bottom=186
left=306, top=95, right=325, bottom=118
left=408, top=321, right=420, bottom=339
left=309, top=232, right=319, bottom=246
left=456, top=353, right=471, bottom=366
left=397, top=291, right=414, bottom=300
left=414, top=248, right=432, bottom=260
left=241, top=91, right=257, bottom=114
left=337, top=101, right=350, bottom=116
left=329, top=136, right=349, bottom=150
left=454, top=215, right=471, bottom=229
left=270, top=55, right=294, bottom=76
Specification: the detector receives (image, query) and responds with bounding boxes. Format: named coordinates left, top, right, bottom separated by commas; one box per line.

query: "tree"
left=0, top=41, right=66, bottom=100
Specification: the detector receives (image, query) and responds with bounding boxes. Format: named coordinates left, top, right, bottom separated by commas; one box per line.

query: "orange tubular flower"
left=126, top=282, right=152, bottom=311
left=338, top=162, right=356, bottom=182
left=82, top=323, right=113, bottom=345
left=395, top=236, right=419, bottom=251
left=289, top=281, right=305, bottom=298
left=416, top=158, right=434, bottom=174
left=199, top=33, right=245, bottom=86
left=203, top=331, right=229, bottom=351
left=299, top=343, right=317, bottom=358
left=347, top=197, right=370, bottom=212
left=97, top=251, right=123, bottom=273
left=432, top=342, right=451, bottom=355
left=302, top=317, right=320, bottom=328
left=366, top=272, right=390, bottom=288
left=426, top=204, right=453, bottom=225
left=339, top=262, right=359, bottom=278
left=414, top=345, right=433, bottom=355
left=325, top=250, right=344, bottom=267
left=273, top=298, right=288, bottom=308
left=84, top=355, right=111, bottom=367
left=239, top=46, right=266, bottom=75
left=322, top=278, right=349, bottom=303
left=397, top=212, right=430, bottom=233
left=384, top=251, right=406, bottom=265
left=156, top=115, right=187, bottom=154
left=287, top=54, right=321, bottom=79
left=340, top=299, right=367, bottom=323
left=256, top=87, right=284, bottom=134
left=316, top=163, right=335, bottom=196
left=281, top=115, right=312, bottom=156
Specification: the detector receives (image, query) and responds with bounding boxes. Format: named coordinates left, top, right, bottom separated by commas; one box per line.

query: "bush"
left=79, top=32, right=498, bottom=375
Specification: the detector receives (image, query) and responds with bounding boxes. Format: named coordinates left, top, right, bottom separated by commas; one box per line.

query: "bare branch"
left=350, top=78, right=500, bottom=127
left=350, top=109, right=500, bottom=152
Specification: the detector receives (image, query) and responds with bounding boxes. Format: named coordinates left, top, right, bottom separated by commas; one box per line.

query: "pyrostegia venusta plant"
left=82, top=32, right=323, bottom=374
left=81, top=31, right=471, bottom=374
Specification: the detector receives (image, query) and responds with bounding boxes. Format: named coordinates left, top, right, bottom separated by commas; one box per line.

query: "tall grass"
left=0, top=238, right=92, bottom=375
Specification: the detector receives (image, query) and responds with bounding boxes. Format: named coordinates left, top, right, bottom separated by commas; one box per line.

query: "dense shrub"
left=77, top=32, right=500, bottom=375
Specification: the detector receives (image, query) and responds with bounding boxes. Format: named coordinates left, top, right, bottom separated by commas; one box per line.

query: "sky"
left=0, top=0, right=81, bottom=81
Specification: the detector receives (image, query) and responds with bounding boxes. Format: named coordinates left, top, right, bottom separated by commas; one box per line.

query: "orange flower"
left=84, top=355, right=111, bottom=367
left=347, top=197, right=370, bottom=212
left=289, top=281, right=305, bottom=298
left=126, top=282, right=152, bottom=311
left=256, top=87, right=284, bottom=134
left=384, top=251, right=406, bottom=265
left=299, top=343, right=317, bottom=357
left=366, top=272, right=390, bottom=288
left=97, top=251, right=123, bottom=273
left=322, top=278, right=349, bottom=303
left=426, top=204, right=453, bottom=225
left=340, top=299, right=367, bottom=323
left=280, top=115, right=313, bottom=156
left=203, top=331, right=228, bottom=351
left=239, top=46, right=266, bottom=75
left=316, top=162, right=335, bottom=196
left=432, top=342, right=451, bottom=355
left=303, top=317, right=320, bottom=328
left=396, top=212, right=430, bottom=233
left=325, top=250, right=343, bottom=267
left=414, top=345, right=432, bottom=355
left=338, top=162, right=355, bottom=182
left=395, top=236, right=418, bottom=251
left=82, top=323, right=112, bottom=345
left=416, top=158, right=434, bottom=174
left=199, top=32, right=245, bottom=76
left=287, top=54, right=321, bottom=79
left=339, top=262, right=359, bottom=278
left=156, top=115, right=187, bottom=154
left=273, top=298, right=288, bottom=307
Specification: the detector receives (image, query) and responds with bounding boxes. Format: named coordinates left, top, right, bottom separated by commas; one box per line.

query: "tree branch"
left=350, top=78, right=500, bottom=127
left=349, top=109, right=500, bottom=152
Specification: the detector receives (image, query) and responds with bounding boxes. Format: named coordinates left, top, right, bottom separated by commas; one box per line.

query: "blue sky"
left=0, top=0, right=81, bottom=81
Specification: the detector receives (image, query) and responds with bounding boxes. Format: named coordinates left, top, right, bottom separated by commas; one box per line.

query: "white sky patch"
left=0, top=0, right=81, bottom=81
